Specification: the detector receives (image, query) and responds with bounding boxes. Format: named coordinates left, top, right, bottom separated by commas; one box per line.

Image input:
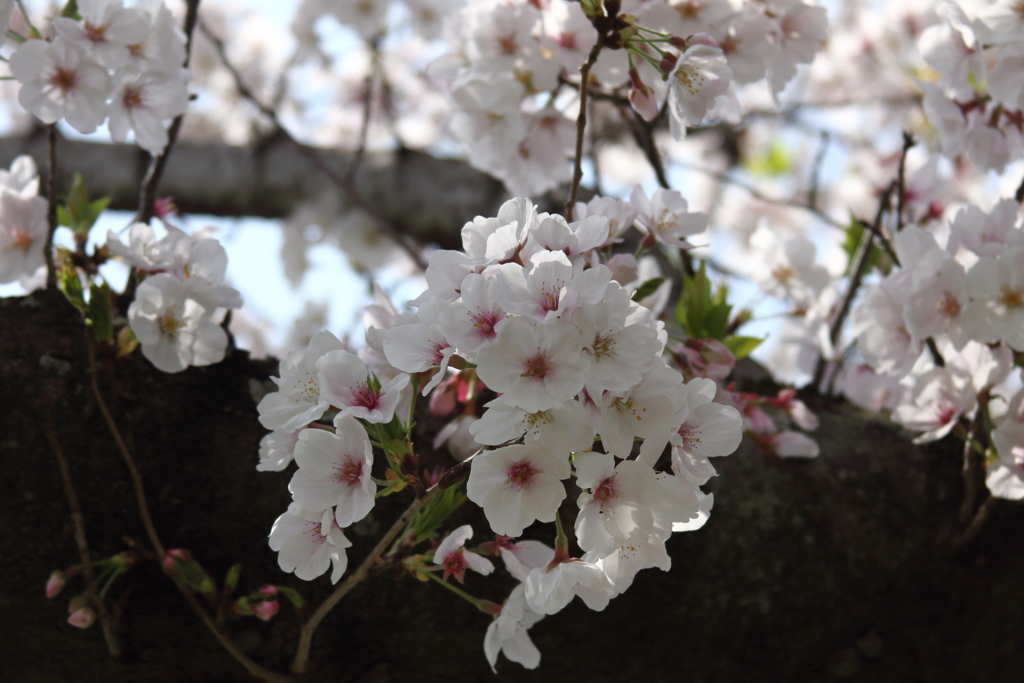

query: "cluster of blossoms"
left=919, top=0, right=1024, bottom=172
left=843, top=205, right=1024, bottom=500
left=425, top=0, right=825, bottom=194
left=255, top=190, right=776, bottom=669
left=4, top=0, right=189, bottom=154
left=106, top=223, right=241, bottom=373
left=0, top=155, right=47, bottom=286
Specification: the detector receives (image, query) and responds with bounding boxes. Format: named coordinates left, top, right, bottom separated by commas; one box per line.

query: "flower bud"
left=163, top=549, right=216, bottom=600
left=658, top=53, right=679, bottom=77
left=67, top=595, right=96, bottom=629
left=46, top=568, right=75, bottom=598
left=629, top=81, right=659, bottom=122
left=252, top=599, right=279, bottom=622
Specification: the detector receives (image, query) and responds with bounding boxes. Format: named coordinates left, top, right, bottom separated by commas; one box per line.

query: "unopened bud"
left=629, top=82, right=660, bottom=122
left=252, top=599, right=279, bottom=622
left=67, top=595, right=96, bottom=629
left=46, top=569, right=69, bottom=598
left=659, top=53, right=679, bottom=76
left=163, top=549, right=216, bottom=600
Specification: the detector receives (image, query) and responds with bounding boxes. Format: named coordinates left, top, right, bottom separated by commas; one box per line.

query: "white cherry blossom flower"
left=108, top=67, right=189, bottom=155
left=475, top=317, right=588, bottom=412
left=574, top=453, right=660, bottom=556
left=268, top=504, right=351, bottom=583
left=630, top=185, right=708, bottom=250
left=432, top=525, right=494, bottom=583
left=316, top=349, right=409, bottom=423
left=128, top=273, right=228, bottom=374
left=483, top=584, right=543, bottom=672
left=961, top=246, right=1024, bottom=350
left=891, top=368, right=976, bottom=444
left=257, top=429, right=301, bottom=472
left=257, top=330, right=344, bottom=432
left=10, top=38, right=112, bottom=134
left=53, top=0, right=151, bottom=68
left=594, top=361, right=690, bottom=462
left=666, top=43, right=732, bottom=140
left=470, top=395, right=595, bottom=457
left=289, top=416, right=376, bottom=527
left=466, top=444, right=570, bottom=537
left=0, top=189, right=48, bottom=284
left=523, top=557, right=612, bottom=615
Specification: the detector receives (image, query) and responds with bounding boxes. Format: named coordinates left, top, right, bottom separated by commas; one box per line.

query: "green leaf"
left=223, top=564, right=242, bottom=595
left=704, top=302, right=732, bottom=340
left=56, top=206, right=73, bottom=228
left=744, top=140, right=793, bottom=177
left=276, top=585, right=305, bottom=610
left=675, top=261, right=734, bottom=341
left=412, top=485, right=467, bottom=544
left=724, top=335, right=765, bottom=359
left=60, top=1, right=80, bottom=20
left=842, top=216, right=883, bottom=276
left=116, top=325, right=139, bottom=358
left=58, top=263, right=86, bottom=313
left=86, top=282, right=113, bottom=344
left=632, top=277, right=665, bottom=302
left=61, top=174, right=110, bottom=236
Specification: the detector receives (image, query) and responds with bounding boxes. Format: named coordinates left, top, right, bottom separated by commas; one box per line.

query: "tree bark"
left=0, top=133, right=508, bottom=249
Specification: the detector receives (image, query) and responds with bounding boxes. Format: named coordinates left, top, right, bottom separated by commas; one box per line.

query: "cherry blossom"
left=432, top=525, right=494, bottom=584
left=466, top=444, right=571, bottom=538
left=288, top=416, right=376, bottom=528
left=268, top=504, right=352, bottom=584
left=127, top=274, right=228, bottom=374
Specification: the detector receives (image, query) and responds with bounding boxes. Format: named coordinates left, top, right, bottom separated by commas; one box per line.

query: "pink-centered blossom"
left=475, top=317, right=589, bottom=412
left=433, top=524, right=494, bottom=583
left=268, top=504, right=352, bottom=584
left=289, top=416, right=375, bottom=527
left=9, top=38, right=112, bottom=134
left=467, top=444, right=570, bottom=537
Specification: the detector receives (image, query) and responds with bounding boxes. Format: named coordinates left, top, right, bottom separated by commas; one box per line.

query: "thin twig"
left=45, top=408, right=122, bottom=657
left=894, top=131, right=914, bottom=233
left=291, top=487, right=439, bottom=675
left=44, top=124, right=58, bottom=289
left=346, top=39, right=380, bottom=187
left=135, top=0, right=202, bottom=225
left=812, top=182, right=895, bottom=391
left=198, top=19, right=428, bottom=271
left=959, top=404, right=986, bottom=524
left=85, top=335, right=293, bottom=683
left=565, top=40, right=604, bottom=221
left=948, top=495, right=998, bottom=551
left=807, top=130, right=829, bottom=211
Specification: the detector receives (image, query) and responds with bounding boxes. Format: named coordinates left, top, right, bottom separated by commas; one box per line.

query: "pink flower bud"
left=428, top=374, right=459, bottom=416
left=256, top=584, right=277, bottom=597
left=252, top=600, right=279, bottom=622
left=68, top=606, right=97, bottom=629
left=46, top=570, right=68, bottom=598
left=163, top=549, right=216, bottom=599
left=67, top=595, right=96, bottom=629
left=629, top=84, right=660, bottom=121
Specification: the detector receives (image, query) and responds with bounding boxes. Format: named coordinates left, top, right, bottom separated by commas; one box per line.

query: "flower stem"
left=291, top=487, right=439, bottom=675
left=565, top=38, right=605, bottom=221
